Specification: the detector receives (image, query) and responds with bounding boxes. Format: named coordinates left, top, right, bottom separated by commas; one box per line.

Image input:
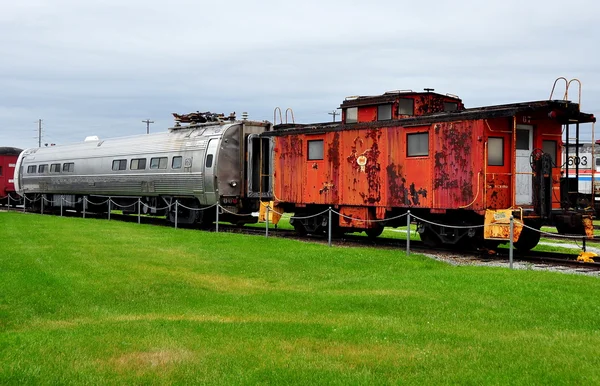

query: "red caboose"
left=0, top=147, right=23, bottom=207
left=263, top=83, right=596, bottom=251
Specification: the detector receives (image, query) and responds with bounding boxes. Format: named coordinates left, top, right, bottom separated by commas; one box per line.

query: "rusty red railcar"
left=0, top=147, right=23, bottom=207
left=262, top=82, right=596, bottom=251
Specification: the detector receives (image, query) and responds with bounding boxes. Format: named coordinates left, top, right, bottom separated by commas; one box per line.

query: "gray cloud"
left=1, top=0, right=599, bottom=149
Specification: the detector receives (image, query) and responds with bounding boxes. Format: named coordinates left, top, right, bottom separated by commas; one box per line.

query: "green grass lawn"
left=1, top=212, right=600, bottom=385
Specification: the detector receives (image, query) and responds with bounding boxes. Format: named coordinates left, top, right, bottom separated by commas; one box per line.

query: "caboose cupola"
left=340, top=89, right=464, bottom=124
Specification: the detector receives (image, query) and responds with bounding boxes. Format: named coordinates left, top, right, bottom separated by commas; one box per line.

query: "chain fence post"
left=266, top=205, right=270, bottom=238
left=216, top=204, right=219, bottom=233
left=83, top=197, right=86, bottom=218
left=328, top=207, right=332, bottom=247
left=108, top=199, right=111, bottom=221
left=7, top=195, right=10, bottom=211
left=583, top=237, right=586, bottom=252
left=175, top=201, right=178, bottom=229
left=509, top=216, right=514, bottom=269
left=406, top=210, right=411, bottom=257
left=138, top=198, right=141, bottom=225
left=41, top=195, right=44, bottom=215
left=60, top=196, right=63, bottom=217
left=23, top=196, right=26, bottom=213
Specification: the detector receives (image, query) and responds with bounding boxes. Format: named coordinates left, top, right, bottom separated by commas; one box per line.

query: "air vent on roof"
left=84, top=136, right=100, bottom=142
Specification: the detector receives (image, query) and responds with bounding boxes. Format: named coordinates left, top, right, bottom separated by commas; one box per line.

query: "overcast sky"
left=1, top=0, right=598, bottom=149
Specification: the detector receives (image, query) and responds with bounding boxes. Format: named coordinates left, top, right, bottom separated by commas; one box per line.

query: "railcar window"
left=62, top=163, right=74, bottom=172
left=150, top=157, right=167, bottom=169
left=206, top=155, right=213, bottom=168
left=38, top=164, right=48, bottom=173
left=516, top=129, right=529, bottom=150
left=0, top=166, right=2, bottom=176
left=398, top=99, right=414, bottom=115
left=542, top=140, right=557, bottom=165
left=27, top=165, right=36, bottom=173
left=488, top=137, right=504, bottom=166
left=172, top=156, right=182, bottom=169
left=346, top=107, right=358, bottom=123
left=112, top=159, right=127, bottom=171
left=377, top=104, right=392, bottom=121
left=50, top=163, right=61, bottom=173
left=308, top=140, right=324, bottom=160
left=130, top=158, right=146, bottom=170
left=444, top=102, right=458, bottom=111
left=407, top=133, right=428, bottom=156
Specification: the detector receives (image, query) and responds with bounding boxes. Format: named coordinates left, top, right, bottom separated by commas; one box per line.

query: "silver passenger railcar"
left=14, top=115, right=273, bottom=226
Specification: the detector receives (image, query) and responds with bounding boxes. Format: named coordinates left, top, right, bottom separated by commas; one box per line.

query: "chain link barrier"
left=7, top=196, right=596, bottom=263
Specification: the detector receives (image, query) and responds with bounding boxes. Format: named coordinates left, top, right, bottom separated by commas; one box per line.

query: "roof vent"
left=84, top=136, right=100, bottom=142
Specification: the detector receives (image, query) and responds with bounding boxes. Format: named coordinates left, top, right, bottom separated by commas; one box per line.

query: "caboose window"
left=488, top=137, right=504, bottom=166
left=130, top=158, right=146, bottom=170
left=172, top=156, right=182, bottom=169
left=377, top=104, right=392, bottom=121
left=444, top=102, right=458, bottom=111
left=50, top=163, right=61, bottom=173
left=62, top=163, right=74, bottom=172
left=150, top=157, right=167, bottom=169
left=516, top=129, right=529, bottom=150
left=346, top=107, right=358, bottom=123
left=38, top=164, right=48, bottom=173
left=112, top=159, right=127, bottom=171
left=308, top=140, right=324, bottom=160
left=542, top=140, right=557, bottom=165
left=398, top=99, right=414, bottom=115
left=407, top=133, right=428, bottom=156
left=27, top=165, right=36, bottom=174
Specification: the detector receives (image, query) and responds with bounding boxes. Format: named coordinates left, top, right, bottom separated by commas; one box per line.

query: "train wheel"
left=514, top=224, right=541, bottom=252
left=293, top=222, right=307, bottom=236
left=419, top=227, right=442, bottom=247
left=365, top=226, right=384, bottom=239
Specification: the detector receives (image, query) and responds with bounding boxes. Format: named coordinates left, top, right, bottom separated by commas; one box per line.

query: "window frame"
left=307, top=139, right=324, bottom=161
left=62, top=162, right=74, bottom=172
left=38, top=164, right=48, bottom=173
left=130, top=158, right=147, bottom=170
left=112, top=159, right=127, bottom=171
left=377, top=104, right=392, bottom=121
left=172, top=156, right=183, bottom=169
left=398, top=98, right=414, bottom=116
left=150, top=157, right=168, bottom=170
left=50, top=163, right=61, bottom=173
left=488, top=137, right=504, bottom=166
left=406, top=132, right=429, bottom=157
left=27, top=165, right=37, bottom=174
left=345, top=107, right=358, bottom=123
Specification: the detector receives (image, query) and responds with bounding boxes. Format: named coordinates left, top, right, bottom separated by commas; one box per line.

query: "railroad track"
left=7, top=208, right=600, bottom=273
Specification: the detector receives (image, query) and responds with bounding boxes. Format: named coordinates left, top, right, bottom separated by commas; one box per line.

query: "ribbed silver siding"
left=17, top=123, right=235, bottom=203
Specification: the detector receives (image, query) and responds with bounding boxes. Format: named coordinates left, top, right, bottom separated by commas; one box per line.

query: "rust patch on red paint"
left=386, top=163, right=427, bottom=206
left=327, top=132, right=340, bottom=170
left=409, top=183, right=428, bottom=206
left=433, top=122, right=474, bottom=203
left=347, top=130, right=383, bottom=204
left=279, top=135, right=303, bottom=158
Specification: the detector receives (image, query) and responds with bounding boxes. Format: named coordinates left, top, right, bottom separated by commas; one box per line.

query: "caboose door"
left=515, top=125, right=533, bottom=205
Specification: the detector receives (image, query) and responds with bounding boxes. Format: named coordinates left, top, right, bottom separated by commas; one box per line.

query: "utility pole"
left=142, top=119, right=154, bottom=134
left=328, top=110, right=339, bottom=122
left=38, top=119, right=42, bottom=147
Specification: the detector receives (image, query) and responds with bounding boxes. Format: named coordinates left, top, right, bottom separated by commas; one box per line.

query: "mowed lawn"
left=1, top=212, right=600, bottom=385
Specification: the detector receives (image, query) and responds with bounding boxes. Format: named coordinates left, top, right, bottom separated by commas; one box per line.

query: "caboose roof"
left=265, top=100, right=595, bottom=136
